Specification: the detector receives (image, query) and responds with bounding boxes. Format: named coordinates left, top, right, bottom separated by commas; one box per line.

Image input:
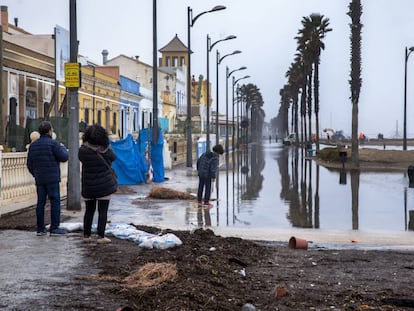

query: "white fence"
left=0, top=136, right=196, bottom=217
left=0, top=149, right=68, bottom=217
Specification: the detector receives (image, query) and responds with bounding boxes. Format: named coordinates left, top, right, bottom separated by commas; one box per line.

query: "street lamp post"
left=404, top=46, right=414, bottom=150
left=231, top=75, right=249, bottom=208
left=215, top=50, right=241, bottom=148
left=225, top=66, right=246, bottom=207
left=186, top=5, right=225, bottom=167
left=232, top=75, right=250, bottom=153
left=206, top=34, right=236, bottom=151
left=213, top=49, right=241, bottom=207
left=67, top=0, right=81, bottom=210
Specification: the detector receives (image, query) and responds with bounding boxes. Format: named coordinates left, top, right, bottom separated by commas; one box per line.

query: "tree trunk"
left=314, top=59, right=320, bottom=152
left=307, top=72, right=313, bottom=143
left=351, top=98, right=359, bottom=167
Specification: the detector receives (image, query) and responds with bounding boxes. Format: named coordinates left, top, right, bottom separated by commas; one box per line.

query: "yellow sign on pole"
left=64, top=62, right=80, bottom=88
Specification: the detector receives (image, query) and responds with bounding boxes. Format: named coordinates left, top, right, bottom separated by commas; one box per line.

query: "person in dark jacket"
left=78, top=124, right=117, bottom=244
left=196, top=144, right=224, bottom=206
left=27, top=121, right=69, bottom=236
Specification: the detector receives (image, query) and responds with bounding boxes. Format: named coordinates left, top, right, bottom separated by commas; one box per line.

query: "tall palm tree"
left=238, top=83, right=264, bottom=143
left=297, top=14, right=332, bottom=151
left=348, top=0, right=362, bottom=167
left=278, top=85, right=291, bottom=136
left=285, top=60, right=303, bottom=139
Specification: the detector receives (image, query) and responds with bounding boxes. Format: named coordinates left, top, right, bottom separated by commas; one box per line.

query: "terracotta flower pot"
left=288, top=236, right=308, bottom=250
left=275, top=285, right=288, bottom=298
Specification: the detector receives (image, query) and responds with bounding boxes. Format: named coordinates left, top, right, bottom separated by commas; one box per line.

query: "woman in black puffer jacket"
left=78, top=124, right=117, bottom=244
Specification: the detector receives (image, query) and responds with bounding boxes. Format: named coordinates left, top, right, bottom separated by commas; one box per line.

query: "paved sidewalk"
left=0, top=164, right=197, bottom=310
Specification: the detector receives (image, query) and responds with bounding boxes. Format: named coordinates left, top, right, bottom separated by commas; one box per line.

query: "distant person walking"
left=196, top=144, right=224, bottom=206
left=78, top=124, right=117, bottom=244
left=27, top=121, right=68, bottom=236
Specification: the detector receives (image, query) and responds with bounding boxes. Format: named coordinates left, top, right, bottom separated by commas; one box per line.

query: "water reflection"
left=116, top=141, right=414, bottom=235
left=215, top=141, right=414, bottom=233
left=240, top=144, right=264, bottom=200
left=351, top=169, right=360, bottom=230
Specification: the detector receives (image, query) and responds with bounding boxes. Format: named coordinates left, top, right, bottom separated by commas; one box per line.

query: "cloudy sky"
left=4, top=0, right=414, bottom=137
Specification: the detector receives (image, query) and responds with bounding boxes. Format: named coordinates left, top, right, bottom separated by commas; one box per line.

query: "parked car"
left=283, top=133, right=297, bottom=145
left=331, top=130, right=346, bottom=141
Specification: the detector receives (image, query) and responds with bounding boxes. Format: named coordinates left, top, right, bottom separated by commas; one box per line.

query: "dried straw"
left=75, top=262, right=178, bottom=288
left=149, top=187, right=195, bottom=200
left=123, top=262, right=178, bottom=288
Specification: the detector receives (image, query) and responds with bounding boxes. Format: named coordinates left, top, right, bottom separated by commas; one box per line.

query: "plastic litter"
left=106, top=223, right=182, bottom=249
left=58, top=222, right=183, bottom=249
left=46, top=222, right=83, bottom=232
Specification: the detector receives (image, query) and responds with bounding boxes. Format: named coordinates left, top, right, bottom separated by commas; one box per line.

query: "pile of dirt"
left=1, top=206, right=414, bottom=310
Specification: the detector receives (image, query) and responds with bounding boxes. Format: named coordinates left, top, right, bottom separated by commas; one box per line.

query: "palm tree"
left=348, top=0, right=362, bottom=167
left=238, top=83, right=264, bottom=143
left=275, top=85, right=292, bottom=137
left=296, top=14, right=332, bottom=151
left=285, top=60, right=303, bottom=139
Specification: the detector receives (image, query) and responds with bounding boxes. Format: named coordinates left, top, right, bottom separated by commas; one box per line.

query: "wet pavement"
left=2, top=146, right=414, bottom=309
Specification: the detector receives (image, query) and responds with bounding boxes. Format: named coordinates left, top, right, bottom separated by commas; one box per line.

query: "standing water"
left=108, top=141, right=414, bottom=245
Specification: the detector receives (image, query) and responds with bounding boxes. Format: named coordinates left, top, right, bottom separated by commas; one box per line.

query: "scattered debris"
left=275, top=285, right=288, bottom=298
left=75, top=262, right=178, bottom=288
left=229, top=257, right=247, bottom=267
left=148, top=186, right=196, bottom=200
left=123, top=262, right=178, bottom=288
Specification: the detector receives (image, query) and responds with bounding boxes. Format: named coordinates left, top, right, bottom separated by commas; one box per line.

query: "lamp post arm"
left=210, top=38, right=225, bottom=51
left=219, top=53, right=232, bottom=64
left=219, top=50, right=241, bottom=64
left=192, top=5, right=226, bottom=26
left=233, top=75, right=250, bottom=87
left=191, top=10, right=208, bottom=26
left=228, top=66, right=247, bottom=79
left=210, top=35, right=237, bottom=52
left=407, top=49, right=414, bottom=62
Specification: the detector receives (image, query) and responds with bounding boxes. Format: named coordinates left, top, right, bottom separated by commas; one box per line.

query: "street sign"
left=64, top=62, right=80, bottom=88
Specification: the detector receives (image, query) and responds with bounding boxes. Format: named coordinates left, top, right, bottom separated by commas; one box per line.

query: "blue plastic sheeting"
left=110, top=135, right=148, bottom=185
left=137, top=128, right=165, bottom=182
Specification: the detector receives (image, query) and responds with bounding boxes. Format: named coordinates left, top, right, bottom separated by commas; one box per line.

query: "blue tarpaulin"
left=110, top=134, right=148, bottom=185
left=137, top=128, right=165, bottom=182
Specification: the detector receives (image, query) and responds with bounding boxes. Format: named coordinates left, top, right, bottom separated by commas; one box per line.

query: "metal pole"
left=186, top=6, right=193, bottom=167
left=225, top=66, right=229, bottom=208
left=152, top=0, right=158, bottom=144
left=237, top=87, right=240, bottom=204
left=236, top=87, right=240, bottom=150
left=67, top=0, right=81, bottom=210
left=206, top=35, right=210, bottom=151
left=53, top=27, right=59, bottom=118
left=215, top=51, right=220, bottom=147
left=215, top=50, right=220, bottom=205
left=232, top=76, right=235, bottom=207
left=404, top=46, right=408, bottom=151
